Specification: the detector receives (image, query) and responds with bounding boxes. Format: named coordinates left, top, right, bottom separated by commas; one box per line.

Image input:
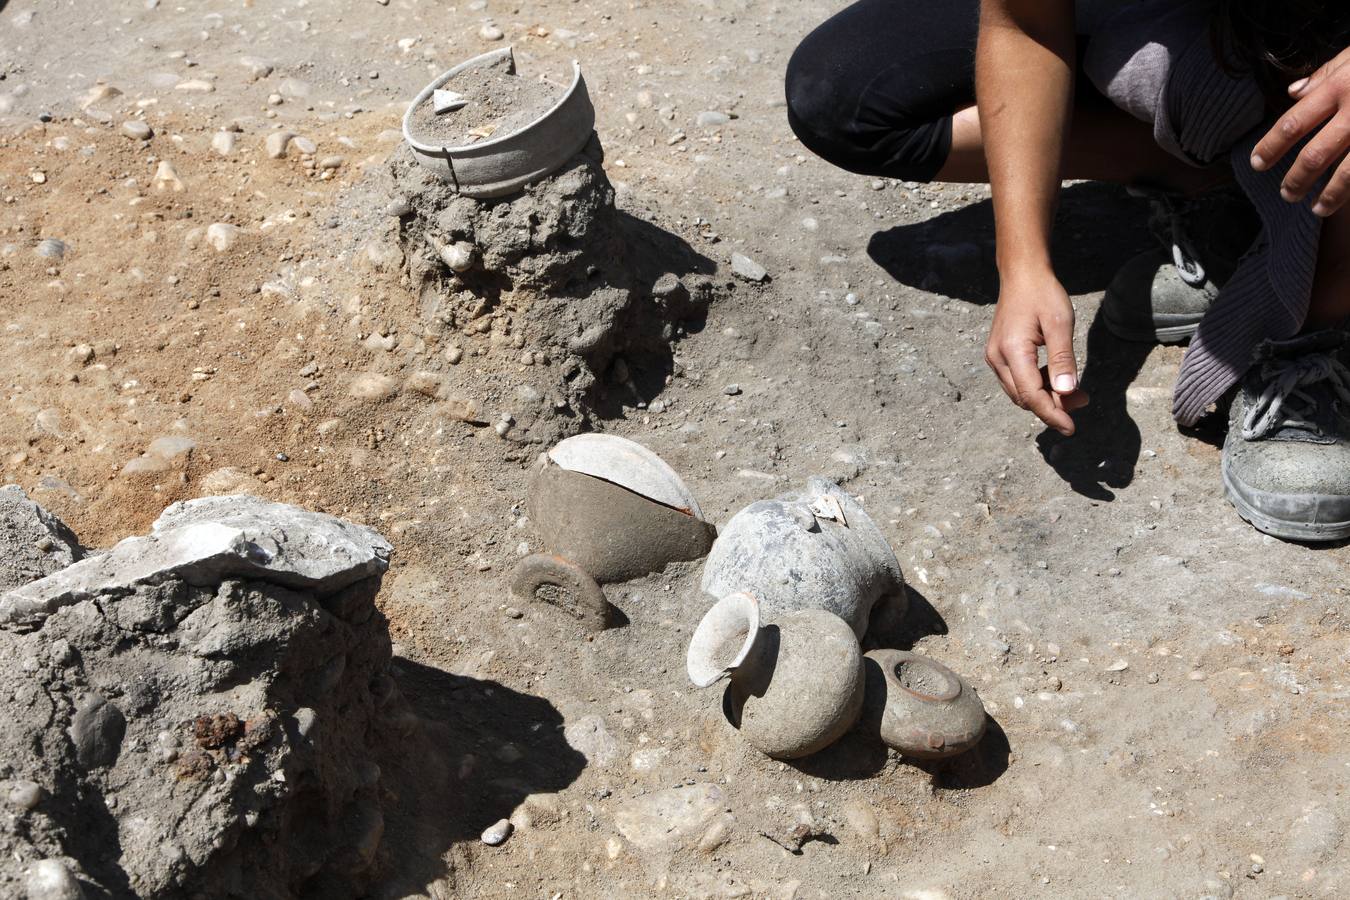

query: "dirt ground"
left=2, top=1, right=1348, bottom=898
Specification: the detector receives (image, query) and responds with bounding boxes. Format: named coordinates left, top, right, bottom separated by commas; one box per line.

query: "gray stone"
left=69, top=694, right=126, bottom=769
left=730, top=252, right=767, bottom=283
left=0, top=496, right=391, bottom=628
left=121, top=120, right=152, bottom=141
left=480, top=818, right=512, bottom=845
left=7, top=780, right=43, bottom=810
left=696, top=110, right=730, bottom=128
left=0, top=486, right=83, bottom=593
left=265, top=131, right=295, bottom=159
left=614, top=784, right=725, bottom=851
left=24, top=860, right=83, bottom=900
left=562, top=715, right=619, bottom=766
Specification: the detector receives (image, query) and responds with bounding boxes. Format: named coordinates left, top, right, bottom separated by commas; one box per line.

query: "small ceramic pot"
left=694, top=604, right=864, bottom=760
left=700, top=478, right=905, bottom=638
left=403, top=47, right=596, bottom=198
left=859, top=649, right=987, bottom=759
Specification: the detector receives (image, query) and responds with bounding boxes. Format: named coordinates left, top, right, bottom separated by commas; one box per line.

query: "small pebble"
left=446, top=346, right=464, bottom=364
left=723, top=384, right=741, bottom=396
left=481, top=818, right=513, bottom=845
left=8, top=780, right=43, bottom=810
left=729, top=252, right=768, bottom=283
left=265, top=131, right=295, bottom=159
left=205, top=223, right=240, bottom=253
left=479, top=24, right=505, bottom=41
left=210, top=131, right=236, bottom=156
left=35, top=238, right=66, bottom=259
left=121, top=119, right=153, bottom=141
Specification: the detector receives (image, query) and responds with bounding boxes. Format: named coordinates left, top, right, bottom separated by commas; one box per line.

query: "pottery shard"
left=69, top=694, right=126, bottom=769
left=614, top=784, right=725, bottom=852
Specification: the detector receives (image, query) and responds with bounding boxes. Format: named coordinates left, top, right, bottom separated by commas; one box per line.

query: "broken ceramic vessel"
left=706, top=606, right=865, bottom=760
left=686, top=591, right=760, bottom=688
left=859, top=649, right=987, bottom=759
left=403, top=46, right=595, bottom=198
left=700, top=478, right=905, bottom=639
left=512, top=434, right=715, bottom=628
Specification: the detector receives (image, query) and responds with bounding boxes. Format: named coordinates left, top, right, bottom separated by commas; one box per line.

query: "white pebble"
left=481, top=818, right=513, bottom=845
left=479, top=24, right=505, bottom=41
left=121, top=119, right=153, bottom=141
left=205, top=223, right=240, bottom=253
left=210, top=131, right=236, bottom=156
left=265, top=131, right=294, bottom=159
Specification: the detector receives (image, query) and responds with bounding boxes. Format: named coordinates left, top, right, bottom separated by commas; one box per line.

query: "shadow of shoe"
left=1036, top=307, right=1151, bottom=501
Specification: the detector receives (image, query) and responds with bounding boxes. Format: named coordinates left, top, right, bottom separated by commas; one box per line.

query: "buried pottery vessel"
left=689, top=596, right=865, bottom=760
left=513, top=434, right=715, bottom=627
left=402, top=47, right=595, bottom=198
left=700, top=478, right=905, bottom=638
left=686, top=591, right=760, bottom=688
left=859, top=649, right=987, bottom=760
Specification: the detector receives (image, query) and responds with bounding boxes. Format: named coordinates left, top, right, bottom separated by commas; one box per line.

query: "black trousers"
left=784, top=0, right=1107, bottom=182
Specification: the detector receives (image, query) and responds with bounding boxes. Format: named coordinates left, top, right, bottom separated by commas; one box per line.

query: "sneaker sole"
left=1101, top=309, right=1199, bottom=345
left=1222, top=457, right=1350, bottom=542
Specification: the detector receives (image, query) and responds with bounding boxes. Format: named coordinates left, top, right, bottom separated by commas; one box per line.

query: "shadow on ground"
left=867, top=182, right=1154, bottom=305
left=584, top=210, right=715, bottom=419
left=375, top=658, right=587, bottom=896
left=1036, top=308, right=1153, bottom=501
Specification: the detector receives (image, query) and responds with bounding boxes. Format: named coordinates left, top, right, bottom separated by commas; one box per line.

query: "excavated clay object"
left=859, top=649, right=987, bottom=759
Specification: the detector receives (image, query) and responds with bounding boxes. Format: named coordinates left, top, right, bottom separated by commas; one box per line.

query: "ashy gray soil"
left=0, top=1, right=1347, bottom=898
left=406, top=52, right=564, bottom=147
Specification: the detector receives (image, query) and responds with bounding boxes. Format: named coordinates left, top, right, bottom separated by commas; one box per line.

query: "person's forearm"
left=976, top=0, right=1076, bottom=279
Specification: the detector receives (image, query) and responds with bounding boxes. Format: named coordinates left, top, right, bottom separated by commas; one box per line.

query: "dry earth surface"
left=1, top=0, right=1348, bottom=898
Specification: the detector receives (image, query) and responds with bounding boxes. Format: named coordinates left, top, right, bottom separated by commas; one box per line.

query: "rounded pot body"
left=724, top=608, right=865, bottom=759
left=529, top=463, right=715, bottom=583
left=701, top=478, right=905, bottom=638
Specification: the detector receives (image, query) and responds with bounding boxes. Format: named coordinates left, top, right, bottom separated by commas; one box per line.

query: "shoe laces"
left=1149, top=194, right=1208, bottom=288
left=1241, top=350, right=1350, bottom=440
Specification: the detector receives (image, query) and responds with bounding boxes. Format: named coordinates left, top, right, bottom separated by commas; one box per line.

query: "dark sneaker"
left=1222, top=331, right=1350, bottom=542
left=1102, top=187, right=1259, bottom=344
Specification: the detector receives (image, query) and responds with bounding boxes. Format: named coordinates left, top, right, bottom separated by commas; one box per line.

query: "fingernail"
left=1250, top=152, right=1266, bottom=170
left=1290, top=77, right=1308, bottom=94
left=1053, top=374, right=1076, bottom=393
left=1313, top=201, right=1330, bottom=217
left=1281, top=186, right=1297, bottom=202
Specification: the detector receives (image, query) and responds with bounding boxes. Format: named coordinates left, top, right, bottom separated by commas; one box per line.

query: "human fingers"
left=984, top=342, right=1022, bottom=407
left=1251, top=90, right=1339, bottom=173
left=1281, top=112, right=1350, bottom=203
left=1006, top=338, right=1074, bottom=435
left=1311, top=147, right=1350, bottom=216
left=1041, top=302, right=1078, bottom=395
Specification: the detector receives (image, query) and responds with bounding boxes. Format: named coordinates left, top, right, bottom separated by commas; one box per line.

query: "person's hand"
left=1251, top=45, right=1350, bottom=216
left=985, top=269, right=1088, bottom=435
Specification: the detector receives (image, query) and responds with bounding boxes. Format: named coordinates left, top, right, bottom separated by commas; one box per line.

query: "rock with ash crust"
left=0, top=494, right=404, bottom=899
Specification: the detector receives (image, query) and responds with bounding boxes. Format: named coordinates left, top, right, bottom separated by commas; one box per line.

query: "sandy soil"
left=1, top=1, right=1348, bottom=898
